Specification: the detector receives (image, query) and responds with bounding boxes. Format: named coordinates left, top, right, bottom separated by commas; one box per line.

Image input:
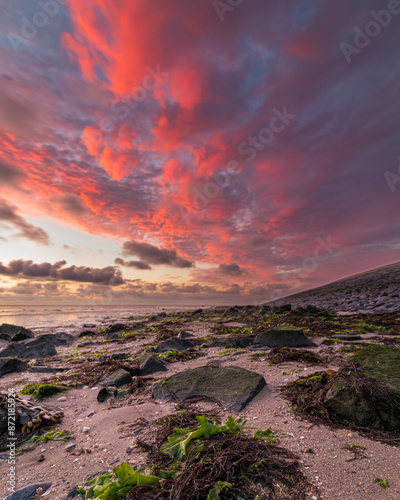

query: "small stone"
left=73, top=458, right=79, bottom=463
left=57, top=396, right=67, bottom=401
left=87, top=411, right=96, bottom=417
left=37, top=454, right=45, bottom=462
left=65, top=444, right=76, bottom=450
left=77, top=419, right=84, bottom=422
left=82, top=427, right=90, bottom=433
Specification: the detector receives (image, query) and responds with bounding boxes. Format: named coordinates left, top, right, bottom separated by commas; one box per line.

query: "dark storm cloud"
left=0, top=199, right=50, bottom=245
left=0, top=161, right=25, bottom=186
left=122, top=240, right=193, bottom=268
left=218, top=263, right=243, bottom=276
left=57, top=194, right=89, bottom=215
left=0, top=259, right=125, bottom=285
left=114, top=257, right=151, bottom=270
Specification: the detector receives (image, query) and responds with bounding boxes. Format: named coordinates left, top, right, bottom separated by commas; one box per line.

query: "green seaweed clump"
left=20, top=383, right=69, bottom=400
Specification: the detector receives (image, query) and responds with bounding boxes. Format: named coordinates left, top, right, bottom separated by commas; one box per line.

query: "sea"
left=0, top=305, right=201, bottom=336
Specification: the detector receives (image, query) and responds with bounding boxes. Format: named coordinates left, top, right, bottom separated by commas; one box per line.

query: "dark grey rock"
left=0, top=358, right=27, bottom=378
left=29, top=366, right=68, bottom=373
left=97, top=386, right=118, bottom=402
left=107, top=324, right=126, bottom=333
left=79, top=330, right=96, bottom=338
left=3, top=482, right=52, bottom=500
left=177, top=330, right=193, bottom=339
left=155, top=337, right=194, bottom=353
left=0, top=324, right=34, bottom=342
left=101, top=368, right=132, bottom=387
left=139, top=353, right=167, bottom=375
left=0, top=339, right=57, bottom=359
left=209, top=339, right=237, bottom=349
left=106, top=332, right=119, bottom=340
left=253, top=328, right=316, bottom=347
left=153, top=365, right=266, bottom=411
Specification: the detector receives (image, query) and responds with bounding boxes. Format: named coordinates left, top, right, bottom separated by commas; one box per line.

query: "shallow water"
left=0, top=305, right=199, bottom=334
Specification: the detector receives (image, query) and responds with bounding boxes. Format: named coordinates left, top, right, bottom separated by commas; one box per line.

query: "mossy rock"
left=254, top=327, right=316, bottom=347
left=348, top=345, right=400, bottom=392
left=153, top=365, right=266, bottom=411
left=324, top=376, right=400, bottom=431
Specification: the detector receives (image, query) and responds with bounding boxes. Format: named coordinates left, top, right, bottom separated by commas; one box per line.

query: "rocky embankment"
left=0, top=306, right=400, bottom=499
left=268, top=261, right=400, bottom=313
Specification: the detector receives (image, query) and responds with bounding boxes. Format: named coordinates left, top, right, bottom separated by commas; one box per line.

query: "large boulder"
left=0, top=338, right=57, bottom=359
left=0, top=358, right=27, bottom=378
left=153, top=365, right=266, bottom=411
left=324, top=376, right=400, bottom=431
left=348, top=345, right=400, bottom=392
left=0, top=324, right=34, bottom=342
left=155, top=337, right=194, bottom=353
left=253, top=328, right=316, bottom=347
left=139, top=353, right=167, bottom=375
left=101, top=368, right=133, bottom=387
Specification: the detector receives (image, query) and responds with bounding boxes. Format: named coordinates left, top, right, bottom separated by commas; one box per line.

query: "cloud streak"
left=0, top=259, right=124, bottom=285
left=0, top=199, right=50, bottom=245
left=122, top=240, right=193, bottom=268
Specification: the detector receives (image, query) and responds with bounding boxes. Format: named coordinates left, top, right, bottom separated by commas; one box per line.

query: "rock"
left=272, top=304, right=291, bottom=313
left=324, top=376, right=400, bottom=431
left=67, top=486, right=82, bottom=498
left=253, top=328, right=316, bottom=347
left=236, top=336, right=255, bottom=348
left=0, top=323, right=34, bottom=342
left=329, top=335, right=362, bottom=341
left=3, top=482, right=52, bottom=500
left=29, top=366, right=68, bottom=373
left=110, top=353, right=128, bottom=360
left=0, top=358, right=27, bottom=378
left=177, top=330, right=193, bottom=339
left=107, top=324, right=126, bottom=333
left=79, top=330, right=96, bottom=338
left=348, top=345, right=400, bottom=392
left=101, top=368, right=132, bottom=387
left=155, top=337, right=194, bottom=353
left=153, top=365, right=266, bottom=411
left=97, top=386, right=117, bottom=402
left=29, top=334, right=72, bottom=347
left=106, top=332, right=119, bottom=340
left=139, top=353, right=167, bottom=375
left=209, top=339, right=237, bottom=349
left=0, top=338, right=57, bottom=359
left=82, top=426, right=90, bottom=433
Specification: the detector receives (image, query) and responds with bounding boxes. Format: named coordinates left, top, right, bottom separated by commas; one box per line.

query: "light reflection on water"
left=0, top=305, right=198, bottom=331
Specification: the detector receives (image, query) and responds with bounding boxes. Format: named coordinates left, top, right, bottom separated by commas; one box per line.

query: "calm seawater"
left=0, top=305, right=200, bottom=334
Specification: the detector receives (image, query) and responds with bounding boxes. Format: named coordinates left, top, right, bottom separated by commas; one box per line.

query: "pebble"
left=73, top=458, right=79, bottom=463
left=87, top=411, right=96, bottom=417
left=83, top=427, right=90, bottom=433
left=65, top=444, right=76, bottom=450
left=77, top=419, right=84, bottom=422
left=57, top=396, right=67, bottom=401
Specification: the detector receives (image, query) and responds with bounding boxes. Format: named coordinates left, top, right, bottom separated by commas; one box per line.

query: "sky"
left=0, top=0, right=399, bottom=305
